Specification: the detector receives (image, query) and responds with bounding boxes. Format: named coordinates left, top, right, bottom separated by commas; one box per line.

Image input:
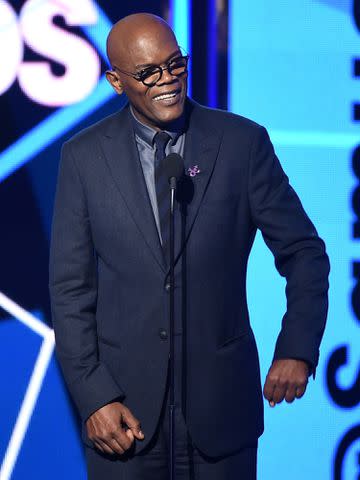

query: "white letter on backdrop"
left=0, top=1, right=23, bottom=95
left=18, top=0, right=100, bottom=106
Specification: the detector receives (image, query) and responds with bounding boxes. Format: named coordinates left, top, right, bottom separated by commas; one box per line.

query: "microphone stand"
left=168, top=176, right=177, bottom=480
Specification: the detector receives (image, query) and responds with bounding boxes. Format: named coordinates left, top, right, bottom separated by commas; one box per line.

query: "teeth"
left=154, top=92, right=177, bottom=101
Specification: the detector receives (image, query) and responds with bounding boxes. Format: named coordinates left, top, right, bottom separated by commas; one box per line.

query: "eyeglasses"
left=112, top=54, right=189, bottom=87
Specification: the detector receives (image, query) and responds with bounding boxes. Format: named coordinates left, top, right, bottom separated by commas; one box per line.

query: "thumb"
left=122, top=408, right=145, bottom=439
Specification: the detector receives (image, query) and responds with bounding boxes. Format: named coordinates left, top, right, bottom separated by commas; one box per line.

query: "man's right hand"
left=85, top=401, right=145, bottom=455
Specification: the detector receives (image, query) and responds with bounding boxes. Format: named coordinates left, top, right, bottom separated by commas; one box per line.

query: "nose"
left=157, top=66, right=178, bottom=85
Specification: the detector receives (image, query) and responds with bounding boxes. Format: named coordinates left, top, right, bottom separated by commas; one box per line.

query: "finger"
left=122, top=408, right=144, bottom=439
left=285, top=384, right=297, bottom=403
left=108, top=437, right=125, bottom=455
left=272, top=383, right=287, bottom=404
left=123, top=420, right=143, bottom=439
left=295, top=384, right=307, bottom=399
left=263, top=378, right=276, bottom=402
left=93, top=440, right=105, bottom=453
left=125, top=428, right=135, bottom=442
left=96, top=438, right=116, bottom=455
left=112, top=427, right=134, bottom=452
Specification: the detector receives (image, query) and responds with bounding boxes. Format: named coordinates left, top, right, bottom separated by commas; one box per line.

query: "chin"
left=157, top=113, right=180, bottom=125
left=156, top=106, right=184, bottom=125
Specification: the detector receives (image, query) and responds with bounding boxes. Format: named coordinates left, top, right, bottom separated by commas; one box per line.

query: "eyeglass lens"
left=142, top=56, right=188, bottom=86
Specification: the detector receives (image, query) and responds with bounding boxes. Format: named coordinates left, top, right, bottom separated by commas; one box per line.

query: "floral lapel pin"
left=187, top=165, right=201, bottom=177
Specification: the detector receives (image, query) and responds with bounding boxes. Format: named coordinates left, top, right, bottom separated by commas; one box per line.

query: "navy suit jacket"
left=49, top=98, right=330, bottom=457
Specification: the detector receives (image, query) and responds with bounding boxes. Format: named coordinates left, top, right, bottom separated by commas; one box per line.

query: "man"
left=49, top=12, right=330, bottom=479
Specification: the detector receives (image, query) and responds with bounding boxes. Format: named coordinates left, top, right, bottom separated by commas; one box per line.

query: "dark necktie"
left=154, top=131, right=172, bottom=265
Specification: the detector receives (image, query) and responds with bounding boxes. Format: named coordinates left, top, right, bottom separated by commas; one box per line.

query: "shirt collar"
left=129, top=104, right=184, bottom=148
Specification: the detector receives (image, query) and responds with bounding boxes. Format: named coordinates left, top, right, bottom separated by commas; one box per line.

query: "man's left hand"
left=263, top=359, right=309, bottom=407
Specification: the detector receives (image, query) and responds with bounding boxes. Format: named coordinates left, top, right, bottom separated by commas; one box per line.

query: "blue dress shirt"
left=129, top=105, right=186, bottom=244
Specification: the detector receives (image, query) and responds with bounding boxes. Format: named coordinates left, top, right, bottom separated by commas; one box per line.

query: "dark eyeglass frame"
left=111, top=54, right=190, bottom=87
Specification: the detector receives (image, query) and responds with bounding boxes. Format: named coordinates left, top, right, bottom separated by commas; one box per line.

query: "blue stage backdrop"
left=0, top=1, right=358, bottom=479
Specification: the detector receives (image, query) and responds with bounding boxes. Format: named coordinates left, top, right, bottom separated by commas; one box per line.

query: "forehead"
left=123, top=27, right=180, bottom=68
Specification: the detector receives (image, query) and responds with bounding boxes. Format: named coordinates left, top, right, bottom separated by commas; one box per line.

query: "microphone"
left=163, top=153, right=184, bottom=189
left=162, top=153, right=183, bottom=480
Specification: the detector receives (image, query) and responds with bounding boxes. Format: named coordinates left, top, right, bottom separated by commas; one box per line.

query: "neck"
left=157, top=114, right=186, bottom=133
left=130, top=105, right=186, bottom=134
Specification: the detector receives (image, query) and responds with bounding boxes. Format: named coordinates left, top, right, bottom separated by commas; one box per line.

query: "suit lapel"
left=99, top=105, right=167, bottom=273
left=167, top=100, right=223, bottom=275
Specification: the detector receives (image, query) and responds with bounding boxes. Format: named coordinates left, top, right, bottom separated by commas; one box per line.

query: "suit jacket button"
left=159, top=328, right=168, bottom=340
left=165, top=282, right=171, bottom=292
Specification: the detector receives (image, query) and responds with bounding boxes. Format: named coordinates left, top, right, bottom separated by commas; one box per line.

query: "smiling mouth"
left=153, top=89, right=181, bottom=102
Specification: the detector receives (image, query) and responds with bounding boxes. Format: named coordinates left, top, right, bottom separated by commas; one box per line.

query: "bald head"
left=106, top=13, right=177, bottom=68
left=105, top=12, right=188, bottom=130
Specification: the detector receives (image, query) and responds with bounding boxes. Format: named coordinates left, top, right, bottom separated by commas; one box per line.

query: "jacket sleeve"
left=247, top=125, right=330, bottom=380
left=49, top=140, right=126, bottom=423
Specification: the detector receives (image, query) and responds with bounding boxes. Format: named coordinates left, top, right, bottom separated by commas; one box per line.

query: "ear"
left=105, top=70, right=124, bottom=95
